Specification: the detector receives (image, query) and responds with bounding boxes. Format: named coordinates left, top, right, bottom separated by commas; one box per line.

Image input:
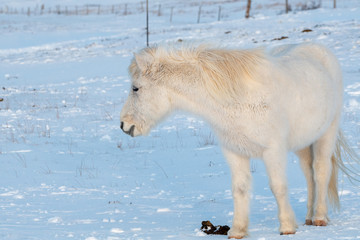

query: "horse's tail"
left=329, top=130, right=360, bottom=210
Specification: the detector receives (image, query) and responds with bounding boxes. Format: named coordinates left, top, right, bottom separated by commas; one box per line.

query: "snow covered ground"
left=0, top=0, right=360, bottom=239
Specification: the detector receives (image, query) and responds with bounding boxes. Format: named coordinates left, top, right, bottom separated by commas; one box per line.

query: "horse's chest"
left=214, top=105, right=269, bottom=157
left=219, top=128, right=265, bottom=158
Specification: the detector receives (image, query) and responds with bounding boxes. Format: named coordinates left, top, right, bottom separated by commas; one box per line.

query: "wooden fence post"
left=245, top=0, right=251, bottom=18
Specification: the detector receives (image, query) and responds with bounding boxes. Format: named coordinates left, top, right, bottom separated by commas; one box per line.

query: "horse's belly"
left=287, top=91, right=339, bottom=151
left=289, top=116, right=330, bottom=151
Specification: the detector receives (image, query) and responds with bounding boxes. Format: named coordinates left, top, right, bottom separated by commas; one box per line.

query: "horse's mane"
left=130, top=44, right=267, bottom=102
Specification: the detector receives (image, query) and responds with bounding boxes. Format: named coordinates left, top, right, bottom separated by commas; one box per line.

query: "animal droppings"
left=200, top=220, right=230, bottom=235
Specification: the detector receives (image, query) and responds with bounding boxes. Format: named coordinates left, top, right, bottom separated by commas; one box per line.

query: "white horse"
left=120, top=43, right=354, bottom=238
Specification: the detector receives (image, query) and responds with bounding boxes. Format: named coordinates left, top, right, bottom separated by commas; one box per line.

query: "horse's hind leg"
left=312, top=120, right=339, bottom=226
left=296, top=146, right=315, bottom=225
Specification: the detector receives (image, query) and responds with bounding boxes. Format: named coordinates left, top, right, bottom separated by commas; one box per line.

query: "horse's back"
left=269, top=43, right=342, bottom=98
left=270, top=43, right=342, bottom=85
left=267, top=43, right=343, bottom=150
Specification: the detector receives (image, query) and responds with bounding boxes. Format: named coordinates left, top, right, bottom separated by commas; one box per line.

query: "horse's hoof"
left=228, top=236, right=244, bottom=239
left=227, top=227, right=247, bottom=239
left=305, top=219, right=313, bottom=225
left=313, top=220, right=327, bottom=226
left=280, top=231, right=296, bottom=235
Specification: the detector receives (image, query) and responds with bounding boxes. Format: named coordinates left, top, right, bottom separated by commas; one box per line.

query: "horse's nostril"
left=120, top=122, right=124, bottom=130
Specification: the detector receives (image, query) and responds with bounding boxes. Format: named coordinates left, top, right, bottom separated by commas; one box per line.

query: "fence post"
left=170, top=7, right=174, bottom=22
left=245, top=0, right=251, bottom=18
left=197, top=5, right=202, bottom=23
left=124, top=4, right=128, bottom=15
left=218, top=5, right=221, bottom=21
left=146, top=0, right=149, bottom=47
left=158, top=4, right=161, bottom=16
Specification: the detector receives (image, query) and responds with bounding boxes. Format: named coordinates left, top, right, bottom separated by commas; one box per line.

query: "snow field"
left=0, top=0, right=360, bottom=239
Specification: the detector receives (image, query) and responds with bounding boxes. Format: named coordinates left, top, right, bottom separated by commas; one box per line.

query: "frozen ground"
left=0, top=1, right=360, bottom=239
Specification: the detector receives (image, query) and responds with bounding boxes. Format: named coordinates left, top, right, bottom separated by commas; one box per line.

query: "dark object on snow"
left=200, top=220, right=230, bottom=235
left=302, top=29, right=313, bottom=33
left=271, top=36, right=289, bottom=41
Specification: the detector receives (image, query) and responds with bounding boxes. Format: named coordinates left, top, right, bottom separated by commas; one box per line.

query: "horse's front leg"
left=263, top=145, right=297, bottom=235
left=223, top=148, right=251, bottom=239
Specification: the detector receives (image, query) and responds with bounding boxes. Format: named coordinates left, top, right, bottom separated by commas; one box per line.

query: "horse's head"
left=120, top=49, right=173, bottom=137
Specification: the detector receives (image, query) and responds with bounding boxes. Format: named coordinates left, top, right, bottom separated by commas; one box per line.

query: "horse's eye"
left=132, top=86, right=139, bottom=92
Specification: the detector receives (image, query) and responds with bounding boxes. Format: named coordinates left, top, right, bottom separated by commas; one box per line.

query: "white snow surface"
left=1, top=0, right=360, bottom=239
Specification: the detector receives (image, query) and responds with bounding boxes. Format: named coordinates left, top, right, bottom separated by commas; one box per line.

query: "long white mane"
left=129, top=44, right=268, bottom=102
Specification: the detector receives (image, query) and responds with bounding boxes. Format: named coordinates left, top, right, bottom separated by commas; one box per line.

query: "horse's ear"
left=134, top=52, right=153, bottom=73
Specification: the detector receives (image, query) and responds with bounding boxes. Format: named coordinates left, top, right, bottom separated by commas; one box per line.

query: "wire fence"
left=0, top=1, right=345, bottom=23
left=0, top=4, right=140, bottom=16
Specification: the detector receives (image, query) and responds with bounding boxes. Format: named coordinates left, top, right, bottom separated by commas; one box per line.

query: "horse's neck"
left=170, top=83, right=267, bottom=135
left=171, top=86, right=227, bottom=127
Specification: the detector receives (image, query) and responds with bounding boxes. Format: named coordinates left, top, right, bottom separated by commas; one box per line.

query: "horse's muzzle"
left=120, top=121, right=136, bottom=137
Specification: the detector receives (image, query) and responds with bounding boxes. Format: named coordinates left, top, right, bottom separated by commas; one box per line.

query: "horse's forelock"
left=128, top=58, right=140, bottom=78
